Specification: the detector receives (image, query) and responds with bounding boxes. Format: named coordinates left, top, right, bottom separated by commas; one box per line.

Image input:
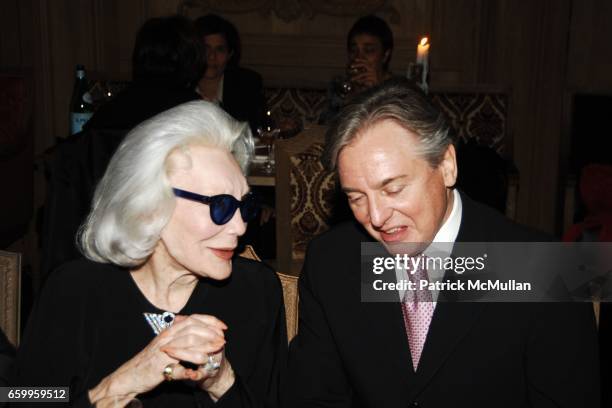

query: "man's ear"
left=440, top=144, right=458, bottom=188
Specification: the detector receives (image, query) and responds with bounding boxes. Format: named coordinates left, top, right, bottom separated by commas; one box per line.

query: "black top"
left=84, top=80, right=200, bottom=131
left=221, top=67, right=266, bottom=135
left=12, top=257, right=287, bottom=407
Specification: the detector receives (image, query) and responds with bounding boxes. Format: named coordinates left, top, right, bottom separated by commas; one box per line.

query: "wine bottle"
left=69, top=64, right=93, bottom=135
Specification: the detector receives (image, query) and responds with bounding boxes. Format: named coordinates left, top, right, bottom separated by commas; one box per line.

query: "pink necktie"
left=401, top=263, right=434, bottom=371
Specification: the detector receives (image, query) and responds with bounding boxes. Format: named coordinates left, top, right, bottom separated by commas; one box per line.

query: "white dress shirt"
left=395, top=189, right=463, bottom=305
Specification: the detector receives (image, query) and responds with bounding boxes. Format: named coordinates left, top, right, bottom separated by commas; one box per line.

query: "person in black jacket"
left=194, top=14, right=266, bottom=134
left=15, top=101, right=287, bottom=407
left=285, top=79, right=599, bottom=407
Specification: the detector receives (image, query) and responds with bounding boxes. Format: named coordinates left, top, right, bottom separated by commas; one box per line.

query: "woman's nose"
left=226, top=208, right=247, bottom=237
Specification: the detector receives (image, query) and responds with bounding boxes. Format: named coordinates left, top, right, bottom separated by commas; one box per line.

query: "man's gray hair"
left=324, top=78, right=454, bottom=172
left=78, top=100, right=253, bottom=267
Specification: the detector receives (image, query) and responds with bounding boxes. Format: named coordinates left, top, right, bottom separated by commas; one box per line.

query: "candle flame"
left=420, top=37, right=429, bottom=46
left=266, top=110, right=271, bottom=116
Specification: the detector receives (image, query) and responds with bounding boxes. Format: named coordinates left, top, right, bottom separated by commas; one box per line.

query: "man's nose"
left=368, top=196, right=392, bottom=228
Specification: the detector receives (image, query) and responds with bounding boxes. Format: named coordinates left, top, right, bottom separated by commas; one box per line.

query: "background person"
left=195, top=13, right=266, bottom=134
left=320, top=14, right=394, bottom=124
left=15, top=101, right=287, bottom=407
left=85, top=15, right=203, bottom=130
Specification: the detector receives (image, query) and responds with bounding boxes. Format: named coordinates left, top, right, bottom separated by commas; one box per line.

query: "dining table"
left=248, top=141, right=276, bottom=187
left=247, top=161, right=275, bottom=186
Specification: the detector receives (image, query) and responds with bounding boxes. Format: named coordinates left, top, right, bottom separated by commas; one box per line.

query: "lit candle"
left=416, top=37, right=430, bottom=66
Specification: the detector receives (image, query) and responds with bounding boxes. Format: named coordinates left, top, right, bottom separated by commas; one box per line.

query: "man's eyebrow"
left=342, top=175, right=408, bottom=194
left=376, top=175, right=408, bottom=189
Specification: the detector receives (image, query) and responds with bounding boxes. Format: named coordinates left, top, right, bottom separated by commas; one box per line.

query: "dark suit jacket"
left=285, top=192, right=599, bottom=407
left=221, top=67, right=266, bottom=134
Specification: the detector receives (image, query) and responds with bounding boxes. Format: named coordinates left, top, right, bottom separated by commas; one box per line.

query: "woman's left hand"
left=162, top=315, right=235, bottom=401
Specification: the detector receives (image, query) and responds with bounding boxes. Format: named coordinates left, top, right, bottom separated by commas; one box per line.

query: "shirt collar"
left=432, top=188, right=462, bottom=245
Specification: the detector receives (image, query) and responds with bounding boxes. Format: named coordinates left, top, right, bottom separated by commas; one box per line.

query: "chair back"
left=265, top=87, right=327, bottom=132
left=238, top=245, right=299, bottom=342
left=0, top=250, right=21, bottom=346
left=276, top=272, right=299, bottom=341
left=275, top=126, right=343, bottom=275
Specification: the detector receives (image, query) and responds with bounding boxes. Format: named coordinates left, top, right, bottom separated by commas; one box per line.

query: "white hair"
left=78, top=100, right=253, bottom=267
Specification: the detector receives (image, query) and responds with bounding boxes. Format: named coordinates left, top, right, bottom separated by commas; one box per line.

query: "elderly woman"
left=13, top=101, right=287, bottom=407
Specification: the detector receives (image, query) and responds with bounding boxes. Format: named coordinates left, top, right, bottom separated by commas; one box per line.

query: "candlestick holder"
left=407, top=62, right=429, bottom=94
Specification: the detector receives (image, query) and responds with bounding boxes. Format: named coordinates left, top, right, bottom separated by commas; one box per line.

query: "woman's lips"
left=211, top=248, right=235, bottom=260
left=380, top=226, right=408, bottom=242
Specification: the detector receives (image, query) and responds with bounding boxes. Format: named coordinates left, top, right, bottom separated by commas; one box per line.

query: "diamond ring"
left=203, top=354, right=222, bottom=374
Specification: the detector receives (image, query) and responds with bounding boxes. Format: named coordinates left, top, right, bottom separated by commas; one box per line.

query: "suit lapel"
left=408, top=299, right=486, bottom=396
left=407, top=191, right=489, bottom=396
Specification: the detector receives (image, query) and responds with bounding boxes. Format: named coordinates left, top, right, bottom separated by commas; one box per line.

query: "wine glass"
left=257, top=127, right=280, bottom=174
left=335, top=62, right=366, bottom=99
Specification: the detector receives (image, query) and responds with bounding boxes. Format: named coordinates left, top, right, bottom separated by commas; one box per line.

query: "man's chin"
left=382, top=241, right=429, bottom=256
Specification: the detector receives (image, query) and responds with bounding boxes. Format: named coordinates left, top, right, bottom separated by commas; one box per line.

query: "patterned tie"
left=401, top=260, right=434, bottom=371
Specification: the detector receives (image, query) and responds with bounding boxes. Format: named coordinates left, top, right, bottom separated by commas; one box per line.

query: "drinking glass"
left=257, top=127, right=280, bottom=174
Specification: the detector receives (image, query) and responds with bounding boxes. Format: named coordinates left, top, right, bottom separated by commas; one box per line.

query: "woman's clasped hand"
left=89, top=314, right=232, bottom=405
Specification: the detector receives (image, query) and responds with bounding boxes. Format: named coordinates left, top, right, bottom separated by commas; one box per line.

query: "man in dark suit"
left=284, top=79, right=599, bottom=407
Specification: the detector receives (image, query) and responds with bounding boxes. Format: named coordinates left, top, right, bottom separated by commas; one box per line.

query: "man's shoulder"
left=459, top=193, right=552, bottom=242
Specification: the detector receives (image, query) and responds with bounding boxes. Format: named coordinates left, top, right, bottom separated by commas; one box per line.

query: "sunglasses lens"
left=210, top=195, right=237, bottom=225
left=208, top=194, right=260, bottom=225
left=240, top=194, right=260, bottom=222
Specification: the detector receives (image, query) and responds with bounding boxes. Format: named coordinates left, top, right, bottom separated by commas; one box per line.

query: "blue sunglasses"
left=172, top=188, right=259, bottom=225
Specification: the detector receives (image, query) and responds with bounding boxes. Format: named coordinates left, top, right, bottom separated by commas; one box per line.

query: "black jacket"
left=285, top=192, right=599, bottom=407
left=221, top=67, right=266, bottom=135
